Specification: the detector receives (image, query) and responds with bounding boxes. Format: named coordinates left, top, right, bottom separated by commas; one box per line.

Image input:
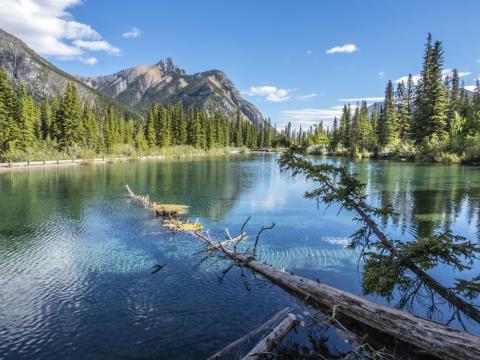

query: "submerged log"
left=192, top=232, right=480, bottom=360
left=207, top=307, right=291, bottom=360
left=154, top=203, right=189, bottom=217
left=241, top=313, right=299, bottom=360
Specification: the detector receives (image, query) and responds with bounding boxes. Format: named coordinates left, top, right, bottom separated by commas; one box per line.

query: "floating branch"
left=207, top=307, right=291, bottom=360
left=252, top=222, right=276, bottom=259
left=241, top=313, right=299, bottom=360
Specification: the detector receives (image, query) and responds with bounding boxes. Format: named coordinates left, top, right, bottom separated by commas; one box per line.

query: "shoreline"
left=0, top=151, right=246, bottom=173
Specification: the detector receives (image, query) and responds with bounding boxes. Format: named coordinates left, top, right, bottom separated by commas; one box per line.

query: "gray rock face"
left=0, top=27, right=263, bottom=125
left=80, top=58, right=264, bottom=125
left=0, top=28, right=100, bottom=103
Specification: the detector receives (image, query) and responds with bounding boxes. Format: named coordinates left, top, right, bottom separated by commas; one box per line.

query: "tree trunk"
left=193, top=232, right=480, bottom=360
left=241, top=314, right=299, bottom=360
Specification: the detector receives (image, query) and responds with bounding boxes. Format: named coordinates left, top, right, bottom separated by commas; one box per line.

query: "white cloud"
left=378, top=71, right=384, bottom=77
left=79, top=57, right=98, bottom=65
left=0, top=0, right=119, bottom=62
left=122, top=27, right=142, bottom=39
left=73, top=40, right=120, bottom=54
left=326, top=43, right=358, bottom=54
left=442, top=68, right=471, bottom=78
left=338, top=97, right=384, bottom=102
left=465, top=85, right=477, bottom=92
left=242, top=86, right=291, bottom=102
left=279, top=108, right=343, bottom=129
left=297, top=93, right=318, bottom=102
left=396, top=69, right=470, bottom=84
left=306, top=50, right=312, bottom=55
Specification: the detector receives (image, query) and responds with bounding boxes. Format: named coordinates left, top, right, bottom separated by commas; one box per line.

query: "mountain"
left=0, top=28, right=138, bottom=118
left=79, top=58, right=264, bottom=125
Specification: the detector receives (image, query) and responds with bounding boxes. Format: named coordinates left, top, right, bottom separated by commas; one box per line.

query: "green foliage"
left=0, top=68, right=271, bottom=161
left=279, top=146, right=480, bottom=321
left=325, top=34, right=479, bottom=161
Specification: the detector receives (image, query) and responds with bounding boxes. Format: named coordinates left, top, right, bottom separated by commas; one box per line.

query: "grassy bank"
left=306, top=136, right=480, bottom=165
left=0, top=145, right=250, bottom=170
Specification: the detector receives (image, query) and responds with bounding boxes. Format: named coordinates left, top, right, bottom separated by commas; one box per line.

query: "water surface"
left=1, top=154, right=479, bottom=359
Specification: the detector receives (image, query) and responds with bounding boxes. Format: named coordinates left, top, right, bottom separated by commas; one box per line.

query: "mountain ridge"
left=0, top=27, right=263, bottom=126
left=79, top=58, right=264, bottom=125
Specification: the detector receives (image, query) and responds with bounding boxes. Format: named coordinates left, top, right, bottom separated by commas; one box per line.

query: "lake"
left=1, top=154, right=479, bottom=359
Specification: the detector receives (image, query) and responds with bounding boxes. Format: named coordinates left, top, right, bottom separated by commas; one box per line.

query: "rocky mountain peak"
left=156, top=57, right=184, bottom=75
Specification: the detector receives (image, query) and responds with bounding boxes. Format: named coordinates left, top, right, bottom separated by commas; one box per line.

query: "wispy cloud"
left=0, top=0, right=119, bottom=63
left=73, top=40, right=120, bottom=54
left=279, top=107, right=343, bottom=129
left=122, top=27, right=142, bottom=39
left=396, top=69, right=470, bottom=84
left=378, top=71, right=384, bottom=77
left=395, top=74, right=421, bottom=84
left=326, top=43, right=358, bottom=54
left=79, top=57, right=98, bottom=65
left=338, top=97, right=384, bottom=103
left=242, top=86, right=291, bottom=102
left=297, top=93, right=318, bottom=102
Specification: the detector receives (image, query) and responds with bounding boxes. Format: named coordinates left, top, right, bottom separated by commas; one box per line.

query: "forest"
left=283, top=34, right=480, bottom=163
left=0, top=70, right=275, bottom=161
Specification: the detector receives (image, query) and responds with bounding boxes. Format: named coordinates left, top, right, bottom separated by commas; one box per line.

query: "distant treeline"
left=0, top=68, right=275, bottom=161
left=281, top=34, right=480, bottom=162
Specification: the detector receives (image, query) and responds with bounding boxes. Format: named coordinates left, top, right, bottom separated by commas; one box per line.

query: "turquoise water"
left=0, top=154, right=479, bottom=359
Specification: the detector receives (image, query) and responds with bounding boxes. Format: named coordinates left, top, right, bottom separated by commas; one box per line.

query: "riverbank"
left=0, top=148, right=245, bottom=173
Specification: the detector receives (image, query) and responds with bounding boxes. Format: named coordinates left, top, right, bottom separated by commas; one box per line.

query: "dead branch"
left=207, top=307, right=291, bottom=360
left=241, top=313, right=299, bottom=360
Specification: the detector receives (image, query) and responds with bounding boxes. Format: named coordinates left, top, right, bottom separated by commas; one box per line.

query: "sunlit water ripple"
left=0, top=155, right=479, bottom=359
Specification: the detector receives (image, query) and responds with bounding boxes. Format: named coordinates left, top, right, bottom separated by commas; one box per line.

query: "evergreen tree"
left=57, top=83, right=84, bottom=149
left=144, top=105, right=156, bottom=149
left=396, top=81, right=411, bottom=140
left=379, top=80, right=399, bottom=147
left=40, top=99, right=51, bottom=140
left=234, top=110, right=243, bottom=147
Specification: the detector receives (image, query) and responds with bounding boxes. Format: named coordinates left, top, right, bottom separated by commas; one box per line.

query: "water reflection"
left=0, top=155, right=479, bottom=359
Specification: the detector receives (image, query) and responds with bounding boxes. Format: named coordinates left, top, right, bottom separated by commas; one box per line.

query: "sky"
left=1, top=0, right=480, bottom=129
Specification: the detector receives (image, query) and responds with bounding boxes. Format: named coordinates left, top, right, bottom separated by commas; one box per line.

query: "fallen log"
left=207, top=307, right=291, bottom=360
left=279, top=151, right=480, bottom=324
left=125, top=185, right=480, bottom=359
left=241, top=313, right=299, bottom=360
left=192, top=231, right=480, bottom=360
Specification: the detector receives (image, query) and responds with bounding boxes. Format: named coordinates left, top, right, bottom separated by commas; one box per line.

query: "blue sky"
left=1, top=0, right=480, bottom=129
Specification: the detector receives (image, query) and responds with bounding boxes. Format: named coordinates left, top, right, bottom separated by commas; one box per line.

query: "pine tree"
left=144, top=105, right=156, bottom=149
left=331, top=116, right=339, bottom=150
left=379, top=80, right=399, bottom=147
left=57, top=83, right=83, bottom=149
left=234, top=109, right=243, bottom=147
left=428, top=40, right=448, bottom=140
left=396, top=81, right=410, bottom=140
left=339, top=105, right=351, bottom=149
left=40, top=99, right=51, bottom=140
left=473, top=79, right=480, bottom=112
left=0, top=68, right=19, bottom=151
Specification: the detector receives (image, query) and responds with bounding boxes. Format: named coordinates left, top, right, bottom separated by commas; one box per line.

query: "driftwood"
left=192, top=231, right=480, bottom=360
left=241, top=313, right=299, bottom=360
left=207, top=307, right=291, bottom=360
